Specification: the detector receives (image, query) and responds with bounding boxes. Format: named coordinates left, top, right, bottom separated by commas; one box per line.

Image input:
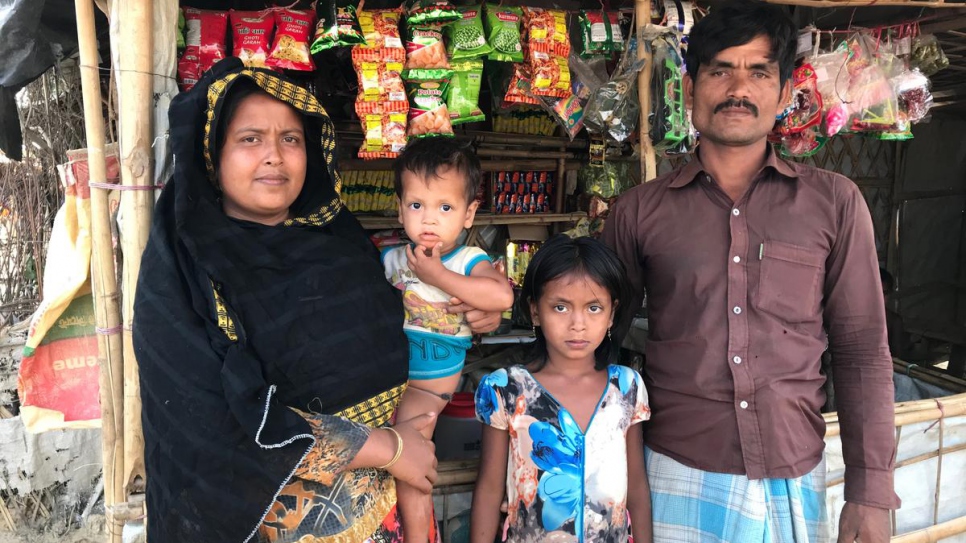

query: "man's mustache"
left=714, top=98, right=758, bottom=116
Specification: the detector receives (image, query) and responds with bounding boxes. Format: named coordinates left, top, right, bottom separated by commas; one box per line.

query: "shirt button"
left=733, top=356, right=742, bottom=364
left=739, top=401, right=749, bottom=409
left=732, top=208, right=740, bottom=216
left=733, top=256, right=741, bottom=263
left=733, top=306, right=742, bottom=315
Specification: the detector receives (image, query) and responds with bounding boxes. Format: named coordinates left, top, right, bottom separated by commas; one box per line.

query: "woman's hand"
left=388, top=412, right=439, bottom=494
left=448, top=297, right=502, bottom=334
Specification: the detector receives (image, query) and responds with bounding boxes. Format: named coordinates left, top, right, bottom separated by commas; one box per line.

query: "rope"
left=904, top=363, right=919, bottom=376
left=95, top=325, right=123, bottom=336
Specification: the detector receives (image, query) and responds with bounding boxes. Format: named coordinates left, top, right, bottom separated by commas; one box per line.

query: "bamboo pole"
left=115, top=0, right=153, bottom=497
left=635, top=1, right=657, bottom=183
left=824, top=393, right=966, bottom=438
left=767, top=0, right=961, bottom=7
left=75, top=0, right=124, bottom=540
left=890, top=514, right=966, bottom=543
left=475, top=148, right=573, bottom=159
left=893, top=359, right=966, bottom=393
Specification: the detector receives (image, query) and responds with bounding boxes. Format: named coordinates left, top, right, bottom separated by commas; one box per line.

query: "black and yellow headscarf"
left=134, top=59, right=408, bottom=543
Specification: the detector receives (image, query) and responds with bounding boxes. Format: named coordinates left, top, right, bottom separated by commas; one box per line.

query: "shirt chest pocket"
left=756, top=241, right=826, bottom=324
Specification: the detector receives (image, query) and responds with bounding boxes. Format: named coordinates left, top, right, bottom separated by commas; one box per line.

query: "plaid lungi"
left=646, top=447, right=829, bottom=543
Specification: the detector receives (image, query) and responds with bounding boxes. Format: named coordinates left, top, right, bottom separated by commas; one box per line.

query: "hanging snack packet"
left=311, top=4, right=364, bottom=53
left=529, top=53, right=571, bottom=98
left=406, top=0, right=461, bottom=26
left=777, top=63, right=823, bottom=136
left=486, top=4, right=524, bottom=62
left=352, top=47, right=407, bottom=102
left=538, top=92, right=584, bottom=140
left=404, top=69, right=455, bottom=137
left=523, top=8, right=569, bottom=56
left=230, top=10, right=274, bottom=68
left=177, top=50, right=202, bottom=92
left=406, top=26, right=450, bottom=69
left=356, top=102, right=410, bottom=159
left=183, top=8, right=229, bottom=72
left=578, top=10, right=623, bottom=57
left=448, top=59, right=485, bottom=125
left=359, top=9, right=404, bottom=49
left=503, top=64, right=541, bottom=106
left=446, top=6, right=492, bottom=60
left=267, top=8, right=316, bottom=71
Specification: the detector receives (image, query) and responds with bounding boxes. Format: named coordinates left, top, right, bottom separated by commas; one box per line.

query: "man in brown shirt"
left=602, top=1, right=899, bottom=541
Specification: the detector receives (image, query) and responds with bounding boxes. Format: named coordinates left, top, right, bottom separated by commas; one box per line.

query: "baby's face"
left=397, top=167, right=479, bottom=254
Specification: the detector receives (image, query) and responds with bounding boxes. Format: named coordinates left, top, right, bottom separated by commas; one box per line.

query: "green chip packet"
left=448, top=59, right=486, bottom=125
left=484, top=4, right=524, bottom=63
left=446, top=6, right=492, bottom=60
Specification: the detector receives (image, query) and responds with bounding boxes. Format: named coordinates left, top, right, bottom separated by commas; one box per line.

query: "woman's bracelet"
left=377, top=427, right=403, bottom=470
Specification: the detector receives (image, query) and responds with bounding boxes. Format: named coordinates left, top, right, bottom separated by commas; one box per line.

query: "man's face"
left=684, top=35, right=790, bottom=148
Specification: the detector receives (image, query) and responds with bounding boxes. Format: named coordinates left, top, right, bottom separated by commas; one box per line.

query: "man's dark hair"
left=393, top=138, right=482, bottom=203
left=685, top=0, right=798, bottom=89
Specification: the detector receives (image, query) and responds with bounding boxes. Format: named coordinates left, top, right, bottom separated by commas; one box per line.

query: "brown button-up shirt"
left=602, top=149, right=900, bottom=508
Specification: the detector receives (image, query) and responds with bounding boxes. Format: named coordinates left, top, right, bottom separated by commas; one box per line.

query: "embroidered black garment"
left=134, top=58, right=408, bottom=543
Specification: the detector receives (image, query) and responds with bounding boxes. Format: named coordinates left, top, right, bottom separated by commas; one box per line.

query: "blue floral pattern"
left=475, top=365, right=650, bottom=543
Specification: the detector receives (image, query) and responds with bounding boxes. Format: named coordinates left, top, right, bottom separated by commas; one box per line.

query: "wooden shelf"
left=357, top=212, right=587, bottom=230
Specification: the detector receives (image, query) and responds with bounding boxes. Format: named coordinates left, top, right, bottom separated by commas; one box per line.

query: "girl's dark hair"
left=685, top=0, right=797, bottom=90
left=518, top=235, right=631, bottom=371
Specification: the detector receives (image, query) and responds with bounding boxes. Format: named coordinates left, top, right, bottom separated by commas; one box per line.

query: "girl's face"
left=530, top=272, right=615, bottom=366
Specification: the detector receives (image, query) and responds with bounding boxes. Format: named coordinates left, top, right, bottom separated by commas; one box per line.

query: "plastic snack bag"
left=406, top=26, right=450, bottom=69
left=183, top=8, right=229, bottom=72
left=406, top=0, right=460, bottom=26
left=910, top=34, right=949, bottom=76
left=523, top=7, right=569, bottom=56
left=843, top=32, right=897, bottom=132
left=578, top=10, right=623, bottom=57
left=485, top=4, right=524, bottom=62
left=177, top=9, right=186, bottom=51
left=311, top=3, right=364, bottom=52
left=359, top=9, right=404, bottom=50
left=647, top=32, right=688, bottom=150
left=810, top=49, right=849, bottom=137
left=230, top=10, right=274, bottom=68
left=777, top=63, right=823, bottom=136
left=446, top=5, right=492, bottom=60
left=448, top=59, right=485, bottom=125
left=537, top=92, right=584, bottom=140
left=356, top=102, right=410, bottom=159
left=352, top=47, right=407, bottom=102
left=893, top=67, right=933, bottom=125
left=405, top=69, right=455, bottom=137
left=267, top=8, right=316, bottom=71
left=503, top=63, right=541, bottom=106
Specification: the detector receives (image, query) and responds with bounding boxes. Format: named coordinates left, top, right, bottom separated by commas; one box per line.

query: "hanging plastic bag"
left=311, top=3, right=365, bottom=53
left=267, top=8, right=316, bottom=71
left=446, top=5, right=492, bottom=60
left=485, top=4, right=525, bottom=62
left=893, top=67, right=933, bottom=125
left=810, top=49, right=850, bottom=137
left=230, top=10, right=274, bottom=68
left=405, top=69, right=455, bottom=137
left=647, top=31, right=688, bottom=150
left=406, top=0, right=461, bottom=26
left=578, top=10, right=624, bottom=58
left=359, top=9, right=404, bottom=50
left=406, top=25, right=450, bottom=69
left=843, top=32, right=898, bottom=132
left=448, top=59, right=485, bottom=125
left=583, top=51, right=644, bottom=143
left=910, top=34, right=949, bottom=76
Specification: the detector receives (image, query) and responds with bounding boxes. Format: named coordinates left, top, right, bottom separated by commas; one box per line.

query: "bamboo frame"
left=74, top=1, right=124, bottom=541
left=824, top=393, right=966, bottom=437
left=635, top=0, right=658, bottom=183
left=890, top=515, right=966, bottom=543
left=115, top=0, right=153, bottom=498
left=766, top=0, right=963, bottom=7
left=893, top=359, right=966, bottom=393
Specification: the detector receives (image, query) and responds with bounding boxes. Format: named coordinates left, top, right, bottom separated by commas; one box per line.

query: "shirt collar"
left=669, top=145, right=800, bottom=188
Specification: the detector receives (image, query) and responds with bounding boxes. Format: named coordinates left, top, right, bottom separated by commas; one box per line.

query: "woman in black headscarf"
left=134, top=59, right=490, bottom=543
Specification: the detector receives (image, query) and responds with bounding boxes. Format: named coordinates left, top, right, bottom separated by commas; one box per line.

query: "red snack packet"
left=266, top=8, right=316, bottom=71
left=183, top=8, right=229, bottom=72
left=177, top=50, right=202, bottom=92
left=230, top=10, right=274, bottom=68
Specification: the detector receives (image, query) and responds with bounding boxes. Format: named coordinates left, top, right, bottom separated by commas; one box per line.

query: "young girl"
left=471, top=235, right=652, bottom=543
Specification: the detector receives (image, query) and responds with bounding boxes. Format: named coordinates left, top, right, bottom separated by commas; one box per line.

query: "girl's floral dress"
left=475, top=364, right=651, bottom=543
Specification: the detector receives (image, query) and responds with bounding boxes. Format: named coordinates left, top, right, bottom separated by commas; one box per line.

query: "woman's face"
left=217, top=92, right=307, bottom=225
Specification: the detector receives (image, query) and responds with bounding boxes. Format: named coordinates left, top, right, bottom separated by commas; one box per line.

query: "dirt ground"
left=0, top=514, right=104, bottom=543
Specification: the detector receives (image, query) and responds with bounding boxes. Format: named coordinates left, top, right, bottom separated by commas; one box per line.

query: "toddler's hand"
left=406, top=243, right=447, bottom=286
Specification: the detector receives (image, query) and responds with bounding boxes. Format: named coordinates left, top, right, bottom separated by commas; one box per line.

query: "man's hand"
left=448, top=297, right=501, bottom=333
left=837, top=502, right=890, bottom=543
